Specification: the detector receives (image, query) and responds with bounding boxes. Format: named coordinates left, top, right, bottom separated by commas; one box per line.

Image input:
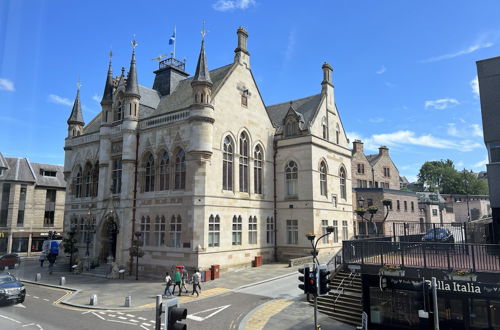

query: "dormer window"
left=285, top=118, right=299, bottom=137
left=40, top=169, right=57, bottom=177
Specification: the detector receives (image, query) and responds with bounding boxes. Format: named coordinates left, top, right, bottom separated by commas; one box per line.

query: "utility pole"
left=432, top=277, right=439, bottom=330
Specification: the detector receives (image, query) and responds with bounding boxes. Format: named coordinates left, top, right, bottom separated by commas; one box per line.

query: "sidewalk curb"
left=233, top=271, right=296, bottom=291
left=237, top=298, right=277, bottom=330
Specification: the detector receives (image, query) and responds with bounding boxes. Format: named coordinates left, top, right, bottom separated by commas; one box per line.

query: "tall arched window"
left=285, top=161, right=298, bottom=196
left=141, top=216, right=151, bottom=246
left=114, top=102, right=123, bottom=121
left=84, top=163, right=92, bottom=197
left=92, top=162, right=99, bottom=197
left=254, top=145, right=263, bottom=194
left=145, top=154, right=155, bottom=192
left=222, top=136, right=233, bottom=190
left=320, top=161, right=327, bottom=196
left=239, top=132, right=249, bottom=192
left=339, top=166, right=346, bottom=199
left=154, top=215, right=166, bottom=246
left=75, top=167, right=82, bottom=198
left=175, top=149, right=186, bottom=190
left=169, top=215, right=182, bottom=248
left=159, top=151, right=169, bottom=191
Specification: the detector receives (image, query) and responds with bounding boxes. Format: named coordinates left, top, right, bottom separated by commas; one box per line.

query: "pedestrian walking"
left=195, top=269, right=202, bottom=293
left=163, top=272, right=172, bottom=297
left=181, top=268, right=189, bottom=294
left=39, top=252, right=46, bottom=267
left=172, top=269, right=182, bottom=296
left=191, top=269, right=201, bottom=297
left=46, top=253, right=56, bottom=275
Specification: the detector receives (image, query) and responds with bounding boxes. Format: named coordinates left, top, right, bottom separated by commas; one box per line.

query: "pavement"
left=9, top=258, right=354, bottom=330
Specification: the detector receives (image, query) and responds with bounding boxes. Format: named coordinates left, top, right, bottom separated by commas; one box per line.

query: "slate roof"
left=0, top=153, right=8, bottom=169
left=266, top=94, right=322, bottom=128
left=0, top=156, right=65, bottom=188
left=366, top=154, right=380, bottom=165
left=192, top=40, right=212, bottom=84
left=125, top=51, right=140, bottom=97
left=67, top=89, right=84, bottom=125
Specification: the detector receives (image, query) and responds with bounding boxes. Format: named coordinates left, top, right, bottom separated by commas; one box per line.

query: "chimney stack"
left=379, top=146, right=389, bottom=156
left=352, top=139, right=364, bottom=153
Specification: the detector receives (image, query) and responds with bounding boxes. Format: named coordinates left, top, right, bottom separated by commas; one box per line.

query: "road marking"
left=107, top=314, right=116, bottom=317
left=14, top=303, right=26, bottom=308
left=42, top=299, right=49, bottom=301
left=142, top=322, right=152, bottom=326
left=116, top=311, right=124, bottom=315
left=107, top=319, right=136, bottom=325
left=130, top=319, right=139, bottom=323
left=33, top=296, right=39, bottom=299
left=0, top=314, right=21, bottom=323
left=242, top=299, right=293, bottom=330
left=126, top=313, right=135, bottom=317
left=91, top=312, right=105, bottom=320
left=22, top=323, right=35, bottom=327
left=140, top=325, right=149, bottom=330
left=187, top=304, right=231, bottom=322
left=138, top=317, right=147, bottom=320
left=118, top=316, right=127, bottom=320
left=99, top=312, right=105, bottom=314
left=36, top=325, right=43, bottom=330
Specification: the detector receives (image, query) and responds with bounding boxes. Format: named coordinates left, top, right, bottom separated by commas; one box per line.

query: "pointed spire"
left=67, top=81, right=84, bottom=125
left=192, top=39, right=212, bottom=85
left=125, top=37, right=140, bottom=97
left=101, top=50, right=114, bottom=105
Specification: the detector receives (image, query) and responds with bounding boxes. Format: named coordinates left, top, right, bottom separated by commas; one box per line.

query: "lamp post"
left=129, top=231, right=144, bottom=281
left=65, top=223, right=78, bottom=272
left=355, top=196, right=392, bottom=237
left=306, top=225, right=334, bottom=330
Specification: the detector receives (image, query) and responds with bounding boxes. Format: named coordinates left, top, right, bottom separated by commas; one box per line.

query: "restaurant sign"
left=387, top=277, right=500, bottom=297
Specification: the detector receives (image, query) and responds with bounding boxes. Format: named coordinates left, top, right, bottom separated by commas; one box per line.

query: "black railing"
left=343, top=239, right=500, bottom=273
left=159, top=57, right=186, bottom=71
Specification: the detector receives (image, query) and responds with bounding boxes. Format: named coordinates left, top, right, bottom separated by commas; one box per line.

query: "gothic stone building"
left=63, top=27, right=353, bottom=273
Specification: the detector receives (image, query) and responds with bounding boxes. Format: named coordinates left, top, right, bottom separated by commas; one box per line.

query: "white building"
left=63, top=27, right=353, bottom=273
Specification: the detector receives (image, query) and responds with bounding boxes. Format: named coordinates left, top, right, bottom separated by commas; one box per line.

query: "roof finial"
left=201, top=21, right=208, bottom=40
left=76, top=77, right=81, bottom=91
left=108, top=49, right=113, bottom=62
left=131, top=35, right=138, bottom=53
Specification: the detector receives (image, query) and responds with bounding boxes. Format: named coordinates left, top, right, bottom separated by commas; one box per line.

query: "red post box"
left=211, top=264, right=220, bottom=279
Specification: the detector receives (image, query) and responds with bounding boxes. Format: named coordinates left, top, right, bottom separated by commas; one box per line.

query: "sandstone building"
left=62, top=27, right=353, bottom=272
left=0, top=153, right=65, bottom=255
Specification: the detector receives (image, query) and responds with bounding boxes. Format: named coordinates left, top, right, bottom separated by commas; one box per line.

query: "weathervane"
left=131, top=35, right=138, bottom=50
left=201, top=21, right=208, bottom=40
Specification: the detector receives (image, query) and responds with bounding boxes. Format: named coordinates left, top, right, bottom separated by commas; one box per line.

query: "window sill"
left=285, top=195, right=298, bottom=201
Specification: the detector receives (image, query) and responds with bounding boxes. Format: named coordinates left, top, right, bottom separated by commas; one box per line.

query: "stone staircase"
left=316, top=270, right=363, bottom=327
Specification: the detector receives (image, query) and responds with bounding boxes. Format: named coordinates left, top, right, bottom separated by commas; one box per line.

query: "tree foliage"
left=417, top=159, right=488, bottom=195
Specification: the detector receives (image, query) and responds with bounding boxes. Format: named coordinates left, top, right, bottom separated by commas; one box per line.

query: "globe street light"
left=355, top=197, right=392, bottom=237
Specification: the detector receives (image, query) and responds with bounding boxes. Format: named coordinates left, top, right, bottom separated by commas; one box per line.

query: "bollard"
left=35, top=273, right=41, bottom=282
left=59, top=277, right=66, bottom=286
left=3, top=266, right=7, bottom=271
left=125, top=296, right=132, bottom=307
left=90, top=294, right=98, bottom=306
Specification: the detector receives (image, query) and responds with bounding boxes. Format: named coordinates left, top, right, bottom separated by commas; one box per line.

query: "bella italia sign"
left=387, top=277, right=500, bottom=297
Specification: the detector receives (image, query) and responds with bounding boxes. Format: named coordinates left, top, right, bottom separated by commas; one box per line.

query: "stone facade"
left=62, top=27, right=353, bottom=273
left=0, top=154, right=65, bottom=255
left=351, top=141, right=400, bottom=190
left=442, top=194, right=491, bottom=222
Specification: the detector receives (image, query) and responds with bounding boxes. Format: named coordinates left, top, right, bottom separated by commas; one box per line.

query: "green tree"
left=62, top=229, right=78, bottom=272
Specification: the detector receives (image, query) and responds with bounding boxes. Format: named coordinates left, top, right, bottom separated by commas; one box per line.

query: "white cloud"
left=0, top=78, right=15, bottom=92
left=447, top=123, right=459, bottom=137
left=212, top=0, right=256, bottom=11
left=376, top=65, right=386, bottom=74
left=456, top=161, right=464, bottom=167
left=421, top=41, right=493, bottom=63
left=48, top=94, right=73, bottom=106
left=472, top=156, right=488, bottom=169
left=471, top=124, right=483, bottom=138
left=470, top=75, right=479, bottom=98
left=425, top=98, right=459, bottom=110
left=92, top=94, right=101, bottom=103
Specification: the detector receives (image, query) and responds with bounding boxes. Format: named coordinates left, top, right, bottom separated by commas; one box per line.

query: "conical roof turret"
left=125, top=46, right=140, bottom=98
left=67, top=86, right=84, bottom=125
left=101, top=56, right=114, bottom=105
left=192, top=39, right=212, bottom=85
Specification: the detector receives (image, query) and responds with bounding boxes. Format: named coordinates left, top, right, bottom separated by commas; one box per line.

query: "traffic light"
left=298, top=266, right=311, bottom=294
left=309, top=268, right=317, bottom=296
left=318, top=264, right=331, bottom=296
left=167, top=304, right=187, bottom=330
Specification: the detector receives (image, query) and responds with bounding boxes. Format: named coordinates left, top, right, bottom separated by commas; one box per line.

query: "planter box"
left=449, top=274, right=477, bottom=282
left=380, top=270, right=405, bottom=277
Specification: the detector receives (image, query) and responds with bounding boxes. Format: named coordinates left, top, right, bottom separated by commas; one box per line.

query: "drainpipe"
left=129, top=132, right=139, bottom=275
left=273, top=139, right=278, bottom=262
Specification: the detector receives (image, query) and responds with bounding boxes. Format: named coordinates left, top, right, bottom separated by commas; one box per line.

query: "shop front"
left=363, top=274, right=500, bottom=330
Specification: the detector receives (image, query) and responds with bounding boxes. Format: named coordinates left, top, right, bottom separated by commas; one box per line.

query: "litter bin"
left=211, top=264, right=220, bottom=279
left=204, top=269, right=212, bottom=281
left=253, top=256, right=263, bottom=267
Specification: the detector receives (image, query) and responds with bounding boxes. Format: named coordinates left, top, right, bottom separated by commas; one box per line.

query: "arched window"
left=248, top=216, right=257, bottom=244
left=222, top=136, right=233, bottom=190
left=92, top=162, right=99, bottom=197
left=239, top=132, right=249, bottom=192
left=145, top=154, right=155, bottom=192
left=84, top=163, right=92, bottom=197
left=175, top=149, right=186, bottom=190
left=285, top=161, right=298, bottom=196
left=285, top=118, right=298, bottom=137
left=141, top=216, right=151, bottom=246
left=339, top=166, right=346, bottom=199
left=208, top=215, right=220, bottom=247
left=232, top=216, right=242, bottom=245
left=159, top=151, right=169, bottom=191
left=320, top=161, right=327, bottom=196
left=114, top=102, right=123, bottom=121
left=154, top=215, right=166, bottom=246
left=75, top=167, right=82, bottom=198
left=322, top=117, right=328, bottom=140
left=254, top=145, right=263, bottom=194
left=169, top=215, right=182, bottom=248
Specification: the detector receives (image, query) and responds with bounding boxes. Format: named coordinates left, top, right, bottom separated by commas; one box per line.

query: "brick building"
left=0, top=153, right=66, bottom=255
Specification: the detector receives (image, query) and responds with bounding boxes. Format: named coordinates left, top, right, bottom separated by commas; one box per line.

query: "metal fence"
left=391, top=222, right=467, bottom=243
left=342, top=239, right=500, bottom=273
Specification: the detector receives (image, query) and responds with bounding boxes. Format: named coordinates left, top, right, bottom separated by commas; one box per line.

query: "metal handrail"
left=333, top=272, right=359, bottom=310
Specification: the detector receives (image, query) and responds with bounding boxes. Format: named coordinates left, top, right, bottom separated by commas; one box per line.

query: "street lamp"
left=355, top=196, right=392, bottom=237
left=129, top=231, right=144, bottom=281
left=306, top=225, right=335, bottom=330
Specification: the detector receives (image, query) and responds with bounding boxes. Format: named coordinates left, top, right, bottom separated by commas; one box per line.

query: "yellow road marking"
left=244, top=299, right=293, bottom=330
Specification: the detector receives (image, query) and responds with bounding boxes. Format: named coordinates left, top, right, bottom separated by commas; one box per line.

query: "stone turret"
left=234, top=26, right=250, bottom=68
left=124, top=43, right=141, bottom=121
left=321, top=62, right=334, bottom=110
left=67, top=85, right=85, bottom=138
left=100, top=55, right=114, bottom=125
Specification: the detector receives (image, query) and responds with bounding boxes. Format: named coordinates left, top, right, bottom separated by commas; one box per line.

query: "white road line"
left=130, top=319, right=139, bottom=323
left=33, top=296, right=39, bottom=299
left=36, top=325, right=43, bottom=330
left=118, top=316, right=128, bottom=320
left=107, top=319, right=135, bottom=325
left=42, top=299, right=49, bottom=302
left=22, top=323, right=35, bottom=327
left=126, top=314, right=135, bottom=317
left=0, top=314, right=21, bottom=323
left=107, top=314, right=116, bottom=318
left=91, top=312, right=105, bottom=320
left=116, top=312, right=124, bottom=315
left=142, top=323, right=152, bottom=326
left=138, top=317, right=147, bottom=320
left=99, top=311, right=105, bottom=314
left=140, top=325, right=149, bottom=330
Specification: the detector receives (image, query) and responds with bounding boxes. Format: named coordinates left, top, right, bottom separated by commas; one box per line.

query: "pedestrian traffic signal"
left=298, top=266, right=311, bottom=294
left=167, top=304, right=187, bottom=330
left=309, top=268, right=317, bottom=296
left=318, top=264, right=331, bottom=296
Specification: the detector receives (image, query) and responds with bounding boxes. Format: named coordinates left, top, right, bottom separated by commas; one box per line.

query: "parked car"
left=0, top=254, right=20, bottom=270
left=0, top=274, right=25, bottom=304
left=422, top=228, right=455, bottom=243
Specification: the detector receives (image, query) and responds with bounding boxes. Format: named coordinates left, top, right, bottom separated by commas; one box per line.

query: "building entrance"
left=99, top=215, right=119, bottom=263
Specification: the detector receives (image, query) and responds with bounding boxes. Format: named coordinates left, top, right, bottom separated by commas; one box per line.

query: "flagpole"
left=173, top=25, right=176, bottom=59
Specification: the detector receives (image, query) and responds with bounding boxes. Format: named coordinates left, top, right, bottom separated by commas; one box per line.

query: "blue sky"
left=0, top=0, right=497, bottom=182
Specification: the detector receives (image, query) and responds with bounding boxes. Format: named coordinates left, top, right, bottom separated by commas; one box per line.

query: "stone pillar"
left=7, top=233, right=12, bottom=253
left=27, top=233, right=32, bottom=257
